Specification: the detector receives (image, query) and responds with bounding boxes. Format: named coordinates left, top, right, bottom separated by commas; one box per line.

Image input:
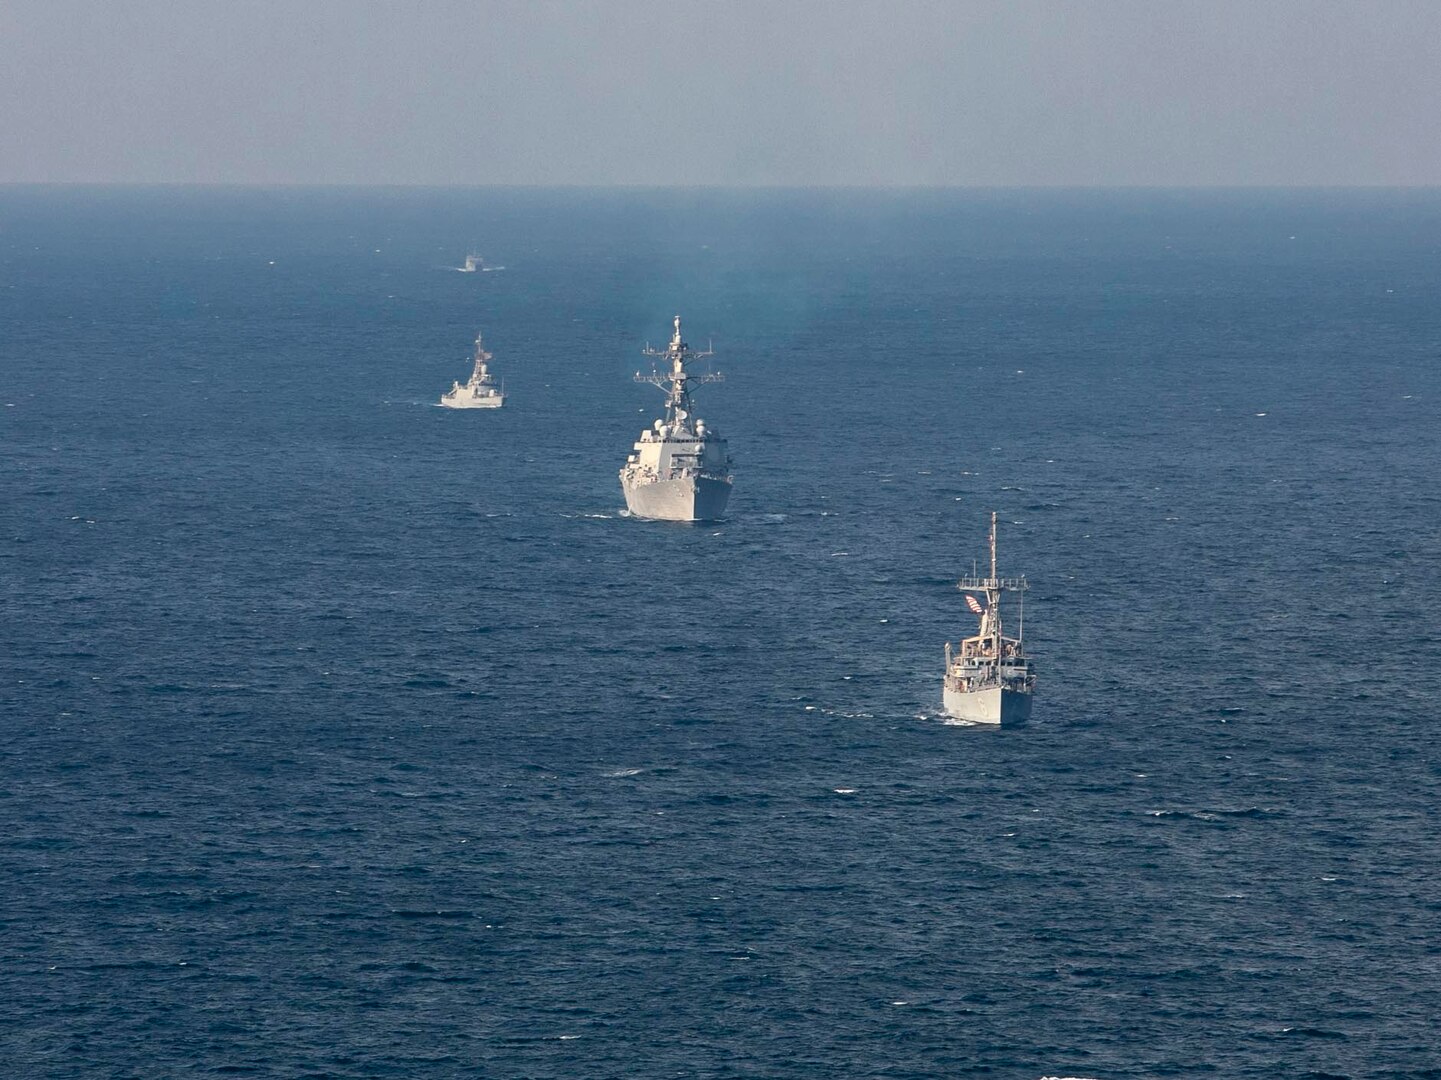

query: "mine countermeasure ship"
left=440, top=331, right=504, bottom=409
left=620, top=315, right=733, bottom=522
left=943, top=512, right=1036, bottom=725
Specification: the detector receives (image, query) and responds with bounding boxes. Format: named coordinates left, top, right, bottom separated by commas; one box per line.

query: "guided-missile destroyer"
left=620, top=315, right=732, bottom=522
left=943, top=512, right=1035, bottom=725
left=440, top=331, right=504, bottom=409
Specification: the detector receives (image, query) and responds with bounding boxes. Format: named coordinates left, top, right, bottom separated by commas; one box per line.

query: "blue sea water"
left=2, top=186, right=1440, bottom=1079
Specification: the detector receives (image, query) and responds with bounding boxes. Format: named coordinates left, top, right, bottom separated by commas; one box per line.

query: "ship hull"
left=942, top=684, right=1032, bottom=726
left=622, top=474, right=731, bottom=522
left=440, top=394, right=504, bottom=409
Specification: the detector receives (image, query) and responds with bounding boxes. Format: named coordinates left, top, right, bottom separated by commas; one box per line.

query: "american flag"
left=965, top=594, right=985, bottom=614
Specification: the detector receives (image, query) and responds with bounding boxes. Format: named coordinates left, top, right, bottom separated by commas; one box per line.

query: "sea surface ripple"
left=2, top=188, right=1440, bottom=1078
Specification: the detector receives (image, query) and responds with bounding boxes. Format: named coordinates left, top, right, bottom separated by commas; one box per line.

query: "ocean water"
left=2, top=187, right=1440, bottom=1079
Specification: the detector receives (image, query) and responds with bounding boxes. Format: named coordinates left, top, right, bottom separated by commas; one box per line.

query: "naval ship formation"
left=426, top=308, right=1038, bottom=722
left=943, top=512, right=1036, bottom=725
left=620, top=315, right=733, bottom=522
left=440, top=331, right=505, bottom=409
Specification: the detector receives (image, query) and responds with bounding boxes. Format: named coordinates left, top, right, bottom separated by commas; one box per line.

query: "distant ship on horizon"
left=455, top=251, right=504, bottom=273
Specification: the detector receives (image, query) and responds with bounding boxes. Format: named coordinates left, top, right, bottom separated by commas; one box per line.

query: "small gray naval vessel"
left=620, top=315, right=733, bottom=522
left=943, top=512, right=1035, bottom=725
left=440, top=331, right=504, bottom=409
left=458, top=251, right=504, bottom=272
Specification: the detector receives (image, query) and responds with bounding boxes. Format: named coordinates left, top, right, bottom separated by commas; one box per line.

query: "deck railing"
left=956, top=575, right=1028, bottom=591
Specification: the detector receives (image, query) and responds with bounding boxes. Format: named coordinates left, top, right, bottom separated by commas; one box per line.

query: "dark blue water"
left=3, top=187, right=1440, bottom=1078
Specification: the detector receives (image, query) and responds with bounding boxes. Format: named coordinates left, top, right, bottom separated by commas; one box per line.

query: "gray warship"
left=620, top=315, right=733, bottom=522
left=943, top=512, right=1035, bottom=725
left=440, top=331, right=504, bottom=409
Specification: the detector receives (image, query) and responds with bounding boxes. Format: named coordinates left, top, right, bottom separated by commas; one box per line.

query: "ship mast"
left=470, top=331, right=493, bottom=385
left=957, top=511, right=1028, bottom=670
left=985, top=511, right=1002, bottom=646
left=989, top=510, right=997, bottom=582
left=635, top=315, right=722, bottom=431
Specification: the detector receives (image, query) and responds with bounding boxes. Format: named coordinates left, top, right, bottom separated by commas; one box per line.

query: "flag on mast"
left=965, top=594, right=985, bottom=614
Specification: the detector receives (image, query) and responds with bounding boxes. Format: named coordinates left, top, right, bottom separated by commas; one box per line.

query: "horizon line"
left=3, top=181, right=1441, bottom=193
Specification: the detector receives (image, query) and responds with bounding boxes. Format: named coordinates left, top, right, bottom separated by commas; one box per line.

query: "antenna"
left=989, top=511, right=998, bottom=582
left=634, top=313, right=722, bottom=430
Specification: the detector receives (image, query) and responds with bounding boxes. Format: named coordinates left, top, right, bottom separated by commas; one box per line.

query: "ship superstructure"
left=943, top=512, right=1035, bottom=725
left=440, top=331, right=505, bottom=409
left=620, top=315, right=732, bottom=521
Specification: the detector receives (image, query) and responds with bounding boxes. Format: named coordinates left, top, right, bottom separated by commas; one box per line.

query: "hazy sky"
left=3, top=0, right=1439, bottom=186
